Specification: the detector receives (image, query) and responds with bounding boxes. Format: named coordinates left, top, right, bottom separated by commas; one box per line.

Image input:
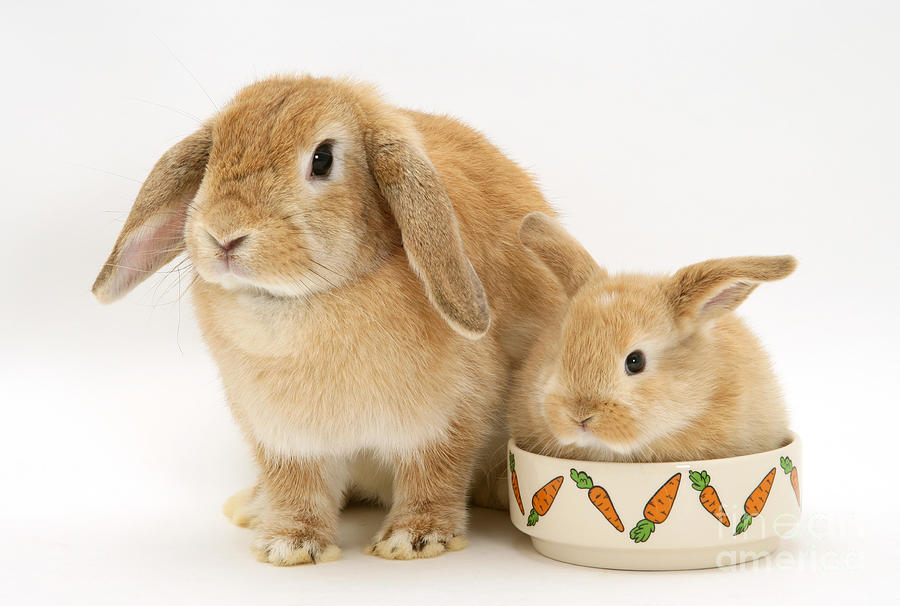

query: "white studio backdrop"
left=1, top=1, right=897, bottom=604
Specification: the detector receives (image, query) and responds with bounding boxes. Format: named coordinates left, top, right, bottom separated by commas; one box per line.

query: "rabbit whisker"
left=154, top=33, right=219, bottom=112
left=127, top=97, right=204, bottom=125
left=71, top=162, right=142, bottom=184
left=151, top=259, right=195, bottom=303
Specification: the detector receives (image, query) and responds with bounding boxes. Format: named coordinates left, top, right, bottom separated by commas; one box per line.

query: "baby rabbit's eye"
left=311, top=143, right=333, bottom=178
left=625, top=350, right=645, bottom=375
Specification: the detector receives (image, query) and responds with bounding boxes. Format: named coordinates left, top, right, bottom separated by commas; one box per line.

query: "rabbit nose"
left=578, top=415, right=595, bottom=429
left=207, top=230, right=248, bottom=252
left=221, top=235, right=248, bottom=252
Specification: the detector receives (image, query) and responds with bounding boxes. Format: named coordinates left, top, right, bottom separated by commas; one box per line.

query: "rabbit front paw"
left=251, top=524, right=340, bottom=566
left=366, top=513, right=467, bottom=560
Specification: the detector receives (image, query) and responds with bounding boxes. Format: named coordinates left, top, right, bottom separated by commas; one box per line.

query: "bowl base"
left=530, top=536, right=781, bottom=571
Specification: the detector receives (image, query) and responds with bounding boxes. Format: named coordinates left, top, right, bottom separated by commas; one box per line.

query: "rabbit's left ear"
left=92, top=125, right=212, bottom=304
left=668, top=255, right=797, bottom=323
left=366, top=125, right=490, bottom=339
left=518, top=212, right=603, bottom=297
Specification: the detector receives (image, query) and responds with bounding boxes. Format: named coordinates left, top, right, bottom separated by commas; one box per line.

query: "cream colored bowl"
left=508, top=434, right=802, bottom=570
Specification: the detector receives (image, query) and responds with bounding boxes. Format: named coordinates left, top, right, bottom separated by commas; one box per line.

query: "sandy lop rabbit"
left=511, top=212, right=795, bottom=462
left=92, top=76, right=560, bottom=564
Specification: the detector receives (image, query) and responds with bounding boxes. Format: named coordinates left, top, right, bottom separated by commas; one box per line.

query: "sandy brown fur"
left=512, top=212, right=794, bottom=463
left=92, top=76, right=561, bottom=564
left=251, top=449, right=343, bottom=565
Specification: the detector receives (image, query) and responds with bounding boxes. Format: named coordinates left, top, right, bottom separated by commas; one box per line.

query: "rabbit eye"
left=625, top=350, right=645, bottom=375
left=310, top=143, right=333, bottom=178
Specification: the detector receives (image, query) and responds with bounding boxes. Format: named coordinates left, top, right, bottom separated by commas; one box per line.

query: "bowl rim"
left=509, top=430, right=800, bottom=467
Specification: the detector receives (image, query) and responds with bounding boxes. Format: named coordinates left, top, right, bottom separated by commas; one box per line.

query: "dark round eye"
left=625, top=350, right=645, bottom=375
left=311, top=143, right=333, bottom=177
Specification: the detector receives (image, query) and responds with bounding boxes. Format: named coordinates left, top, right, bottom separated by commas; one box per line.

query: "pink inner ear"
left=104, top=211, right=187, bottom=300
left=701, top=280, right=756, bottom=316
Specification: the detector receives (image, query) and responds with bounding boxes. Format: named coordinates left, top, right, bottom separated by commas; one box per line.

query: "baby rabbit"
left=511, top=212, right=795, bottom=462
left=92, top=77, right=560, bottom=564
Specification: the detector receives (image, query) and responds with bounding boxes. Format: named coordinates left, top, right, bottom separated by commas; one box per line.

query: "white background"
left=2, top=1, right=897, bottom=604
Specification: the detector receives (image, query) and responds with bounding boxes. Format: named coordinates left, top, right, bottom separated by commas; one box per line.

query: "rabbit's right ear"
left=668, top=255, right=797, bottom=324
left=518, top=212, right=603, bottom=297
left=92, top=126, right=212, bottom=304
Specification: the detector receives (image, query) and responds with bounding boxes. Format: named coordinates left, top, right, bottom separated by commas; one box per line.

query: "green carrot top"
left=688, top=470, right=711, bottom=491
left=780, top=456, right=794, bottom=474
left=570, top=468, right=595, bottom=489
left=509, top=453, right=516, bottom=472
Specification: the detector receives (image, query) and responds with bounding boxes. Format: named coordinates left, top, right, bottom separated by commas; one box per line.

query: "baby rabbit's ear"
left=518, top=212, right=603, bottom=297
left=366, top=128, right=490, bottom=339
left=669, top=255, right=797, bottom=323
left=92, top=126, right=212, bottom=304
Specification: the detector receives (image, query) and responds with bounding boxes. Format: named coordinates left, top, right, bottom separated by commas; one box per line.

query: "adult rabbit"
left=92, top=76, right=560, bottom=564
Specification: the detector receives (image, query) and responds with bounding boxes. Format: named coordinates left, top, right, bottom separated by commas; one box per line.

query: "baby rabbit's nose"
left=578, top=415, right=595, bottom=428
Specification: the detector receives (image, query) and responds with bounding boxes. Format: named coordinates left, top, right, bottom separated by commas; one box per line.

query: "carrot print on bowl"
left=629, top=473, right=682, bottom=543
left=507, top=435, right=802, bottom=570
left=734, top=467, right=777, bottom=535
left=509, top=453, right=525, bottom=516
left=688, top=470, right=730, bottom=527
left=570, top=469, right=624, bottom=532
left=526, top=476, right=564, bottom=526
left=780, top=456, right=801, bottom=507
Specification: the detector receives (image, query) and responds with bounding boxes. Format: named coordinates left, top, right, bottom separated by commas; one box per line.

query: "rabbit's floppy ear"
left=518, top=212, right=603, bottom=297
left=668, top=255, right=797, bottom=323
left=365, top=125, right=490, bottom=339
left=92, top=126, right=212, bottom=304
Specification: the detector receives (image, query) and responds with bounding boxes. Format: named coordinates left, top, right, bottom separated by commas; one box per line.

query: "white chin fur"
left=211, top=271, right=253, bottom=291
left=564, top=430, right=639, bottom=455
left=196, top=264, right=321, bottom=299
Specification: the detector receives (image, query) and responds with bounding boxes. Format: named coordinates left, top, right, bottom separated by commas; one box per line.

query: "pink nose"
left=220, top=235, right=248, bottom=252
left=207, top=230, right=248, bottom=253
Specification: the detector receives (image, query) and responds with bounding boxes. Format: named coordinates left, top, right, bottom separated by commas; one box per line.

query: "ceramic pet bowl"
left=508, top=433, right=801, bottom=570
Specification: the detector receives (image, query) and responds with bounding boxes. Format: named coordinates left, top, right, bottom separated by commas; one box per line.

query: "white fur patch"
left=596, top=291, right=617, bottom=306
left=251, top=536, right=341, bottom=566
left=366, top=530, right=467, bottom=560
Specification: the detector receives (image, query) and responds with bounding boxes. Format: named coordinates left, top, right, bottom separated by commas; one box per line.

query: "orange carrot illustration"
left=734, top=467, right=777, bottom=535
left=526, top=476, right=564, bottom=526
left=629, top=473, right=682, bottom=543
left=570, top=469, right=624, bottom=532
left=780, top=456, right=801, bottom=507
left=509, top=453, right=525, bottom=516
left=688, top=470, right=730, bottom=527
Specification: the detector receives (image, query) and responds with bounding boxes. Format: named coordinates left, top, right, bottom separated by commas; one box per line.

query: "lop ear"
left=92, top=126, right=212, bottom=304
left=365, top=126, right=490, bottom=339
left=668, top=255, right=797, bottom=323
left=518, top=212, right=603, bottom=297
